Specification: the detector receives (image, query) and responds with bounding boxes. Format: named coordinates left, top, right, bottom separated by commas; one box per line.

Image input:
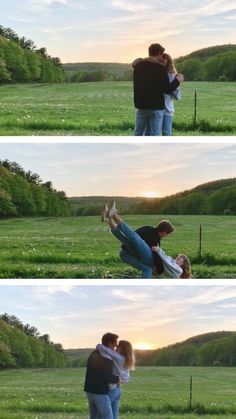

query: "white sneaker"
left=109, top=200, right=117, bottom=218
left=101, top=204, right=109, bottom=222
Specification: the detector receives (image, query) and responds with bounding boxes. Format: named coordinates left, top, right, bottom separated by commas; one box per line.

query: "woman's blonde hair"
left=178, top=254, right=192, bottom=278
left=162, top=53, right=177, bottom=73
left=118, top=340, right=135, bottom=369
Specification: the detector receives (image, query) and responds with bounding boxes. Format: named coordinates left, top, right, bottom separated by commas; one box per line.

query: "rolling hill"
left=63, top=44, right=236, bottom=73
left=176, top=43, right=236, bottom=63
left=69, top=178, right=236, bottom=216
left=65, top=331, right=236, bottom=367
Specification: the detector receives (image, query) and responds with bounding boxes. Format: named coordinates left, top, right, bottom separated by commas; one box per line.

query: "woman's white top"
left=156, top=247, right=183, bottom=278
left=96, top=344, right=130, bottom=383
left=164, top=72, right=181, bottom=116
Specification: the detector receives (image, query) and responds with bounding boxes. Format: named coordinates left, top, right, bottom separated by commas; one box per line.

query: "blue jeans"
left=86, top=392, right=113, bottom=419
left=109, top=386, right=122, bottom=419
left=162, top=114, right=173, bottom=136
left=134, top=109, right=164, bottom=136
left=112, top=221, right=153, bottom=278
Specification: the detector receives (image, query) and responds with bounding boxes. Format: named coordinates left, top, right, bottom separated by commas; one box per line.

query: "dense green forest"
left=0, top=314, right=66, bottom=369
left=65, top=331, right=236, bottom=368
left=175, top=44, right=236, bottom=81
left=0, top=160, right=70, bottom=217
left=137, top=331, right=236, bottom=367
left=70, top=178, right=236, bottom=216
left=0, top=26, right=65, bottom=83
left=63, top=44, right=236, bottom=82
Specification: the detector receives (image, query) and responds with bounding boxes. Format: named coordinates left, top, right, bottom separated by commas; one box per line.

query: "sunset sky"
left=1, top=143, right=236, bottom=197
left=1, top=285, right=236, bottom=349
left=1, top=0, right=236, bottom=62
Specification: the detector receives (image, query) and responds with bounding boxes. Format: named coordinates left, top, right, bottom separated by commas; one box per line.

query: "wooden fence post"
left=193, top=90, right=197, bottom=128
left=199, top=224, right=202, bottom=259
left=189, top=375, right=193, bottom=410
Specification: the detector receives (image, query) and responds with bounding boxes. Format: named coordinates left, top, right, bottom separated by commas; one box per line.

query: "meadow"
left=0, top=366, right=236, bottom=418
left=0, top=81, right=236, bottom=135
left=0, top=215, right=236, bottom=279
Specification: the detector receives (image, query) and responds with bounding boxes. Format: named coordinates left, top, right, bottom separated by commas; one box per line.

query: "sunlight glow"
left=142, top=191, right=158, bottom=198
left=133, top=343, right=153, bottom=350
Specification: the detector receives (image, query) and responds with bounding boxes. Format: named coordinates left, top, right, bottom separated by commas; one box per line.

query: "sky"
left=1, top=0, right=236, bottom=62
left=0, top=143, right=236, bottom=197
left=1, top=285, right=236, bottom=349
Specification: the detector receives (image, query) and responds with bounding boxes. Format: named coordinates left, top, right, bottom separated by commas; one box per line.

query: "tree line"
left=0, top=314, right=66, bottom=368
left=176, top=49, right=236, bottom=81
left=71, top=179, right=236, bottom=217
left=136, top=332, right=236, bottom=367
left=66, top=331, right=236, bottom=368
left=67, top=70, right=132, bottom=83
left=67, top=51, right=236, bottom=82
left=0, top=25, right=65, bottom=83
left=137, top=185, right=236, bottom=216
left=0, top=160, right=70, bottom=218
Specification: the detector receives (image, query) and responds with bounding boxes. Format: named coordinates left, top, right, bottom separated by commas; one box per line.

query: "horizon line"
left=65, top=329, right=236, bottom=351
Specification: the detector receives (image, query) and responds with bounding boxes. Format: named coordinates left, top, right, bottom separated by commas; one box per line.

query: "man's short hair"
left=148, top=43, right=165, bottom=57
left=102, top=332, right=119, bottom=347
left=156, top=220, right=174, bottom=234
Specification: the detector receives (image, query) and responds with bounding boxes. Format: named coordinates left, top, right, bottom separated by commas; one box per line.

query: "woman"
left=161, top=53, right=181, bottom=136
left=102, top=201, right=191, bottom=278
left=152, top=246, right=192, bottom=278
left=96, top=340, right=135, bottom=419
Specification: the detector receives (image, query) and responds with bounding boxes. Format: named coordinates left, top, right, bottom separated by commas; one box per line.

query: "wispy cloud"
left=2, top=286, right=236, bottom=348
left=111, top=0, right=153, bottom=13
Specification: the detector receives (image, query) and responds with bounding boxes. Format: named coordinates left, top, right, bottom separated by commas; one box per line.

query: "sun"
left=142, top=191, right=158, bottom=198
left=133, top=343, right=153, bottom=350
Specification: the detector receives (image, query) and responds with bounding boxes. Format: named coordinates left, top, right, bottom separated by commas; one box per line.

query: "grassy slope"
left=0, top=215, right=236, bottom=278
left=0, top=81, right=236, bottom=135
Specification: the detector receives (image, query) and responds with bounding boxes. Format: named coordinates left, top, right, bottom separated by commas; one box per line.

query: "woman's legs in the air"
left=103, top=202, right=153, bottom=278
left=112, top=215, right=153, bottom=268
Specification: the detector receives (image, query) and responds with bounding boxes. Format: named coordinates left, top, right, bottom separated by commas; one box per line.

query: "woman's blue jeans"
left=112, top=221, right=153, bottom=278
left=162, top=114, right=173, bottom=136
left=108, top=386, right=122, bottom=419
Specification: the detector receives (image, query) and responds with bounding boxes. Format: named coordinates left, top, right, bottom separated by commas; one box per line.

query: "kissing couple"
left=84, top=332, right=135, bottom=419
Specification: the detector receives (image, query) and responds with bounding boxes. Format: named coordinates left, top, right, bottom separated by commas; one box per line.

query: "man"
left=120, top=219, right=174, bottom=277
left=133, top=43, right=184, bottom=135
left=84, top=332, right=120, bottom=419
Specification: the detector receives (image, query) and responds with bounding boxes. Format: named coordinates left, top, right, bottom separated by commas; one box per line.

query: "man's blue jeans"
left=112, top=221, right=153, bottom=278
left=134, top=109, right=164, bottom=136
left=86, top=392, right=113, bottom=419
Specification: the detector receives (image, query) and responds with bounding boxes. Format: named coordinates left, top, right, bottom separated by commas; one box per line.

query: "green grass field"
left=0, top=366, right=236, bottom=418
left=0, top=81, right=236, bottom=135
left=0, top=215, right=236, bottom=279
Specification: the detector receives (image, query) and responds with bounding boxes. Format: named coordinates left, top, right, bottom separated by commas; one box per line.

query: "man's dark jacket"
left=133, top=60, right=179, bottom=110
left=84, top=350, right=119, bottom=394
left=136, top=226, right=164, bottom=274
